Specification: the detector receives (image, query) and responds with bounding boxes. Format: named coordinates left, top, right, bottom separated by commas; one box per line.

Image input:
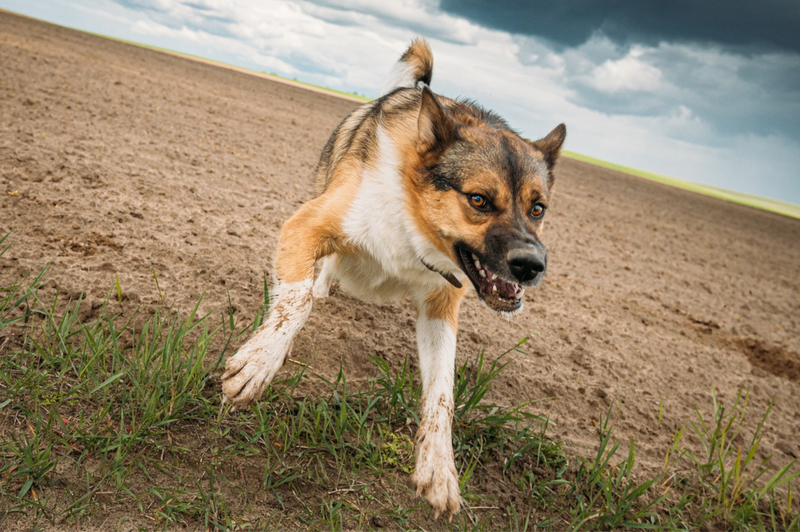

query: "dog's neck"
left=420, top=258, right=462, bottom=288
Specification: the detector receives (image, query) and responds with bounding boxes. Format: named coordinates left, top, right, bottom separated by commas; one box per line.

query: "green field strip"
left=563, top=150, right=800, bottom=220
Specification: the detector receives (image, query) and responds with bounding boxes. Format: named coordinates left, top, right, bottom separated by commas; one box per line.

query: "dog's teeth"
left=491, top=273, right=497, bottom=280
left=474, top=258, right=481, bottom=269
left=479, top=269, right=486, bottom=278
left=514, top=290, right=524, bottom=300
left=492, top=285, right=497, bottom=293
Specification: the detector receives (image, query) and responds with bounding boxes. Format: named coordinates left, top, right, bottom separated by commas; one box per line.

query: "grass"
left=0, top=247, right=796, bottom=530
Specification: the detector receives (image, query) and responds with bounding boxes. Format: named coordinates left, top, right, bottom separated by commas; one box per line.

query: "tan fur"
left=274, top=182, right=356, bottom=282
left=424, top=285, right=465, bottom=329
left=400, top=38, right=434, bottom=83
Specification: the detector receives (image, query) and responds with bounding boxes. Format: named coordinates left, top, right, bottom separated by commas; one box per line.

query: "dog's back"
left=313, top=39, right=433, bottom=196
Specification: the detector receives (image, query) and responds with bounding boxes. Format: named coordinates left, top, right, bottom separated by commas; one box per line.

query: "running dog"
left=222, top=38, right=566, bottom=518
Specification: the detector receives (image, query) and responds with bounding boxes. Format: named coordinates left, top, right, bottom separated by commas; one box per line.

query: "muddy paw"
left=311, top=281, right=330, bottom=299
left=221, top=345, right=282, bottom=409
left=412, top=447, right=461, bottom=519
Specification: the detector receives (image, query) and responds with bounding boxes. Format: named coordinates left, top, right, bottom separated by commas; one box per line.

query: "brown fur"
left=424, top=285, right=465, bottom=329
left=400, top=38, right=434, bottom=87
left=274, top=180, right=358, bottom=282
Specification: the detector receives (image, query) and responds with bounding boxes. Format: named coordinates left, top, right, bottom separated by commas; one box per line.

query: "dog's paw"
left=412, top=442, right=461, bottom=519
left=221, top=345, right=281, bottom=409
left=311, top=279, right=330, bottom=299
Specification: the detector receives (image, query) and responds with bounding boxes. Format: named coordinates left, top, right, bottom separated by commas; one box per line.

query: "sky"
left=3, top=0, right=799, bottom=204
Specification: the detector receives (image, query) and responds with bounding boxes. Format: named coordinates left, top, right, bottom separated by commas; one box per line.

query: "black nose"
left=507, top=249, right=546, bottom=283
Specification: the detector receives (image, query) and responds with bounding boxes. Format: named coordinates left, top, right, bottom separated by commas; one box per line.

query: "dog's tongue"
left=498, top=280, right=519, bottom=298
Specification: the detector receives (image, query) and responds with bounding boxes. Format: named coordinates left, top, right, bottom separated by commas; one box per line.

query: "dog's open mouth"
left=456, top=246, right=523, bottom=313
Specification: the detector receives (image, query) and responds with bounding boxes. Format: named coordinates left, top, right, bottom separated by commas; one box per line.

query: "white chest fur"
left=336, top=127, right=456, bottom=303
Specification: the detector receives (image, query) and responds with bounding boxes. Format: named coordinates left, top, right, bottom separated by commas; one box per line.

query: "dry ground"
left=1, top=10, right=799, bottom=529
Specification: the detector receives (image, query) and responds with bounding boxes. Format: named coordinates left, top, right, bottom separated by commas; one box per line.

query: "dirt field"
left=2, top=10, right=799, bottom=526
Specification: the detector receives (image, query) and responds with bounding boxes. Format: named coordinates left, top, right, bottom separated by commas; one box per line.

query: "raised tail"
left=381, top=38, right=433, bottom=96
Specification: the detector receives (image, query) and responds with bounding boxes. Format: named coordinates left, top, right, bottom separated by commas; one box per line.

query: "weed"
left=568, top=410, right=668, bottom=529
left=1, top=423, right=57, bottom=501
left=683, top=387, right=800, bottom=529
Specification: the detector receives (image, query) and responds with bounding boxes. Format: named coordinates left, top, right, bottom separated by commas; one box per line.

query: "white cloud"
left=587, top=47, right=663, bottom=93
left=304, top=0, right=481, bottom=45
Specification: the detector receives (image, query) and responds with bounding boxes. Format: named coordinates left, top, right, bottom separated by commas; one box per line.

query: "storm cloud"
left=440, top=0, right=800, bottom=53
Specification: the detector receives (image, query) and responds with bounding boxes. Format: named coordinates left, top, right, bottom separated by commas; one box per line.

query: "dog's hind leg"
left=222, top=192, right=348, bottom=409
left=312, top=254, right=337, bottom=299
left=411, top=285, right=465, bottom=519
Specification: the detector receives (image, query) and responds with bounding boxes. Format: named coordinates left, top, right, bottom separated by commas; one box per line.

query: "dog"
left=221, top=38, right=566, bottom=519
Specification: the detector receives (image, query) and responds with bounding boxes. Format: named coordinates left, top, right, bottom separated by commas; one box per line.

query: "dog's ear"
left=418, top=86, right=456, bottom=151
left=532, top=123, right=566, bottom=169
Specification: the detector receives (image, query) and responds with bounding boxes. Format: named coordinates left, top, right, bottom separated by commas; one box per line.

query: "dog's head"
left=409, top=87, right=566, bottom=314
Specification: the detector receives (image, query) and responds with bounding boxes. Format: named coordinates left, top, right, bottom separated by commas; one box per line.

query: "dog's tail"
left=381, top=38, right=433, bottom=96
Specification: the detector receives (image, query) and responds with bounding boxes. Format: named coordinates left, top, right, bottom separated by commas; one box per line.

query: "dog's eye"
left=468, top=194, right=490, bottom=211
left=531, top=204, right=546, bottom=219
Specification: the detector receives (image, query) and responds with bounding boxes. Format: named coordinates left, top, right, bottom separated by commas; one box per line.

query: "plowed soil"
left=2, top=9, right=799, bottom=524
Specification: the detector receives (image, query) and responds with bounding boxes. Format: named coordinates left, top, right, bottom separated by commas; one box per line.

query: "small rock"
left=570, top=346, right=587, bottom=366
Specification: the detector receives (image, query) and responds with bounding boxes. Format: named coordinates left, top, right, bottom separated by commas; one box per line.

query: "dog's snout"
left=507, top=249, right=546, bottom=283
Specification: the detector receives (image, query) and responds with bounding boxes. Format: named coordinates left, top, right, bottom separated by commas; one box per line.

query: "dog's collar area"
left=420, top=258, right=463, bottom=288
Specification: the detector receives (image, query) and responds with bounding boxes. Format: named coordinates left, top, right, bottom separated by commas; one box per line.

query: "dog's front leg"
left=222, top=196, right=343, bottom=409
left=412, top=286, right=464, bottom=519
left=221, top=276, right=313, bottom=409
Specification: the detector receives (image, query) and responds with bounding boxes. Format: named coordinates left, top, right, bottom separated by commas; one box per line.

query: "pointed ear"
left=418, top=86, right=456, bottom=150
left=532, top=123, right=566, bottom=168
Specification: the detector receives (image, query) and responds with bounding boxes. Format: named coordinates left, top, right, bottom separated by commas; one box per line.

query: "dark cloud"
left=511, top=18, right=800, bottom=144
left=557, top=41, right=800, bottom=143
left=440, top=0, right=800, bottom=53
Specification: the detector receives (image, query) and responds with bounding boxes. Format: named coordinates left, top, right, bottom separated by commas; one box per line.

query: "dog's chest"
left=337, top=129, right=445, bottom=301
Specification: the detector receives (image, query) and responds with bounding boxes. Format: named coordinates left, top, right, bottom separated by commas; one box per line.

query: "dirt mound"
left=1, top=7, right=799, bottom=499
left=737, top=337, right=800, bottom=383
